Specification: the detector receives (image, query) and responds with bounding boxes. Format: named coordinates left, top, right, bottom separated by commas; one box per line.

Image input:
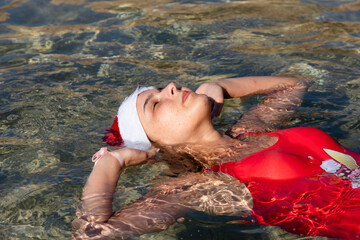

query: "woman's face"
left=137, top=82, right=213, bottom=145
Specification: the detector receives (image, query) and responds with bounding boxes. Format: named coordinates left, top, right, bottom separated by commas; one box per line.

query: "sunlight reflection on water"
left=0, top=0, right=359, bottom=239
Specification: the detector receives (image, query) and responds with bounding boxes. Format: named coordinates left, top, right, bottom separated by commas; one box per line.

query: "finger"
left=195, top=84, right=207, bottom=94
left=120, top=148, right=147, bottom=165
left=130, top=148, right=159, bottom=163
left=195, top=88, right=204, bottom=94
left=147, top=148, right=160, bottom=158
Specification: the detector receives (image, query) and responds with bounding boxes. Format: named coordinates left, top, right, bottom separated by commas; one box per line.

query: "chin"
left=188, top=96, right=212, bottom=123
left=196, top=93, right=211, bottom=108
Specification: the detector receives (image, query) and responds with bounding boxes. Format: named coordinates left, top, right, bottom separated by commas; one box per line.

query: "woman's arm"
left=72, top=147, right=168, bottom=239
left=72, top=147, right=193, bottom=239
left=225, top=76, right=307, bottom=135
left=216, top=76, right=303, bottom=98
left=72, top=149, right=252, bottom=239
left=73, top=174, right=252, bottom=239
left=196, top=76, right=302, bottom=101
left=196, top=76, right=307, bottom=134
left=75, top=148, right=158, bottom=223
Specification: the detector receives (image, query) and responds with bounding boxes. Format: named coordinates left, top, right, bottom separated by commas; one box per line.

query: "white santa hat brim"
left=117, top=86, right=155, bottom=151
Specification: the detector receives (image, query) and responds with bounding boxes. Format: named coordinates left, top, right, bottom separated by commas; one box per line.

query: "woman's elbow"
left=289, top=76, right=309, bottom=90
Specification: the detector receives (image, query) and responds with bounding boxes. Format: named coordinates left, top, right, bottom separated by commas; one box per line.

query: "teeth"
left=323, top=148, right=359, bottom=169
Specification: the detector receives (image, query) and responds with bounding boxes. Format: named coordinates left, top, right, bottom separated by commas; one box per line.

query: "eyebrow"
left=143, top=88, right=162, bottom=113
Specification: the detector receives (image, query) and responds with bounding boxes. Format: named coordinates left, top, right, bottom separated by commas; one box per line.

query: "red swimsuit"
left=209, top=127, right=360, bottom=239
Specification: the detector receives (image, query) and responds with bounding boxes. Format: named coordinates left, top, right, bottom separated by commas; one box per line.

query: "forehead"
left=137, top=88, right=158, bottom=104
left=136, top=88, right=159, bottom=112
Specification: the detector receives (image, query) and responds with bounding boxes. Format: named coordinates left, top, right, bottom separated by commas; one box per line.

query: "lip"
left=182, top=91, right=191, bottom=103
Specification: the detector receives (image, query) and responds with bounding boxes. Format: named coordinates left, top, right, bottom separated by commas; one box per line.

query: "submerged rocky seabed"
left=0, top=0, right=359, bottom=239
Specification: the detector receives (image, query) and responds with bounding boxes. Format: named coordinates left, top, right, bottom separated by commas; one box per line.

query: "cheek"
left=157, top=106, right=183, bottom=130
left=153, top=106, right=192, bottom=142
left=149, top=104, right=177, bottom=132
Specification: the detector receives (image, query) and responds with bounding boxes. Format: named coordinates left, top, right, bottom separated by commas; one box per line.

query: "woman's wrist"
left=107, top=150, right=125, bottom=168
left=91, top=147, right=159, bottom=170
left=92, top=147, right=125, bottom=169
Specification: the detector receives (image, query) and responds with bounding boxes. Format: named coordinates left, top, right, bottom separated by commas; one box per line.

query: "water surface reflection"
left=0, top=0, right=359, bottom=239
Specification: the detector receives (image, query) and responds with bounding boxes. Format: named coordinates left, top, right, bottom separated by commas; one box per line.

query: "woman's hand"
left=116, top=147, right=159, bottom=167
left=89, top=147, right=159, bottom=188
left=195, top=82, right=224, bottom=120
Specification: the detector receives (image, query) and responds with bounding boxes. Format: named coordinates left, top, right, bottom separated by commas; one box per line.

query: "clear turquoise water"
left=0, top=0, right=359, bottom=239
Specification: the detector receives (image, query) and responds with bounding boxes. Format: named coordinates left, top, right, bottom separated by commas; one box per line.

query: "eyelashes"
left=152, top=88, right=162, bottom=111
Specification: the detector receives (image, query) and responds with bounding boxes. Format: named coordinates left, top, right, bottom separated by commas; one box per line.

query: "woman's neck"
left=185, top=123, right=225, bottom=145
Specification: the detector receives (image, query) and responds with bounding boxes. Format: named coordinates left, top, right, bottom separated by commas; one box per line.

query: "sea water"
left=0, top=0, right=359, bottom=239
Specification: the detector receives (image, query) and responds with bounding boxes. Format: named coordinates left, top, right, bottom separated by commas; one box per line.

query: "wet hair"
left=156, top=145, right=204, bottom=175
left=153, top=140, right=241, bottom=176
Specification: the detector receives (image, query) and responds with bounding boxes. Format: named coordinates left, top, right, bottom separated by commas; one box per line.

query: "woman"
left=72, top=76, right=360, bottom=239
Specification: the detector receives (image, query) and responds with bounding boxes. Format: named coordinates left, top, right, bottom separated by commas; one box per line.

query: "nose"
left=163, top=82, right=178, bottom=97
